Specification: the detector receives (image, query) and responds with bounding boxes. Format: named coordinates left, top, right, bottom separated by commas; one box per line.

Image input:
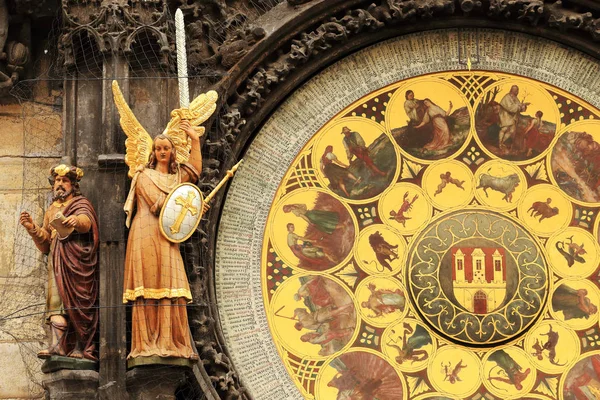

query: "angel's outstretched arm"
left=180, top=120, right=202, bottom=174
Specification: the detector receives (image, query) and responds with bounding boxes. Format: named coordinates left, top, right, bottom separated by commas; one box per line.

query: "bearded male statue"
left=20, top=164, right=99, bottom=361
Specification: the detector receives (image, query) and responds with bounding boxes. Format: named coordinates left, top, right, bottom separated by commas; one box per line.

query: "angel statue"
left=112, top=80, right=217, bottom=365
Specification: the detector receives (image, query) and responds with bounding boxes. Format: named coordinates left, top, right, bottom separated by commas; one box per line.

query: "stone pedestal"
left=126, top=365, right=189, bottom=400
left=42, top=369, right=99, bottom=400
left=41, top=355, right=98, bottom=374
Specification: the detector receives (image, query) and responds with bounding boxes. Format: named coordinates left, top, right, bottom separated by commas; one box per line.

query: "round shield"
left=159, top=183, right=204, bottom=243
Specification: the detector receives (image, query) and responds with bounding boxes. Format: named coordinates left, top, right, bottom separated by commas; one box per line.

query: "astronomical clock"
left=216, top=30, right=600, bottom=400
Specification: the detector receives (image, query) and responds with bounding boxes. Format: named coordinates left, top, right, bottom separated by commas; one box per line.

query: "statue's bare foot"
left=68, top=349, right=84, bottom=359
left=37, top=348, right=53, bottom=359
left=38, top=344, right=67, bottom=359
left=190, top=353, right=199, bottom=361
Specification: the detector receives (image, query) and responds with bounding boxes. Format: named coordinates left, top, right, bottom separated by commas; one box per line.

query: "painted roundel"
left=259, top=71, right=600, bottom=399
left=407, top=209, right=548, bottom=346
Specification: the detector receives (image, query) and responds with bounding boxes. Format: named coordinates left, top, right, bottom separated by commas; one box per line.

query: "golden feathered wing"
left=162, top=90, right=218, bottom=164
left=111, top=80, right=153, bottom=179
left=112, top=80, right=218, bottom=175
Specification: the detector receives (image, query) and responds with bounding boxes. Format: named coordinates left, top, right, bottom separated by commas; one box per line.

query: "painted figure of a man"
left=361, top=283, right=405, bottom=317
left=552, top=284, right=598, bottom=320
left=388, top=322, right=432, bottom=365
left=20, top=165, right=99, bottom=360
left=403, top=90, right=422, bottom=125
left=341, top=126, right=386, bottom=176
left=498, top=85, right=529, bottom=150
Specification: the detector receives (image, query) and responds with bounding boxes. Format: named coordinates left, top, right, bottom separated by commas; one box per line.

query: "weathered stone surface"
left=3, top=191, right=49, bottom=275
left=0, top=277, right=45, bottom=343
left=0, top=158, right=60, bottom=193
left=0, top=106, right=26, bottom=156
left=41, top=356, right=98, bottom=374
left=0, top=91, right=62, bottom=400
left=0, top=102, right=62, bottom=171
left=42, top=369, right=99, bottom=400
left=21, top=107, right=63, bottom=157
left=0, top=342, right=44, bottom=399
left=126, top=366, right=188, bottom=400
left=0, top=158, right=25, bottom=191
left=0, top=193, right=25, bottom=277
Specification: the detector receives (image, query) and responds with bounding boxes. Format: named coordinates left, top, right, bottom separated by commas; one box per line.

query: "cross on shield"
left=159, top=183, right=204, bottom=243
left=170, top=190, right=199, bottom=234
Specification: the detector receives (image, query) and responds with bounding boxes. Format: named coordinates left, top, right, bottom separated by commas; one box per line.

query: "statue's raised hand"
left=19, top=211, right=35, bottom=231
left=180, top=120, right=202, bottom=141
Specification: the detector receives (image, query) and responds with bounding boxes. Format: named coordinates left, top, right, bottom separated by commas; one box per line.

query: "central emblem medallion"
left=407, top=209, right=549, bottom=346
left=450, top=244, right=507, bottom=314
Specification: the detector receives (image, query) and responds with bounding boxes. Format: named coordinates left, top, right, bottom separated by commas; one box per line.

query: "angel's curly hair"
left=147, top=134, right=178, bottom=174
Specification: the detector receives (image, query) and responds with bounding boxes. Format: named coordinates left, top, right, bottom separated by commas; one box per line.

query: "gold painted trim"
left=123, top=287, right=192, bottom=302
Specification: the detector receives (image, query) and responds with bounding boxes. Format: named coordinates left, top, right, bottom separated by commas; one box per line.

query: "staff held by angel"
left=112, top=80, right=217, bottom=364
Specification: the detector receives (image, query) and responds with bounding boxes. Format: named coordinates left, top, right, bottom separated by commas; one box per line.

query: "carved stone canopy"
left=60, top=0, right=171, bottom=69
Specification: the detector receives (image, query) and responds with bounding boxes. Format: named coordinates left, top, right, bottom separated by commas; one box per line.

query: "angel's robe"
left=123, top=163, right=199, bottom=360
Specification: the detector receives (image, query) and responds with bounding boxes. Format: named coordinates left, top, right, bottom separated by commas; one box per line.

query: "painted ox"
left=476, top=171, right=520, bottom=203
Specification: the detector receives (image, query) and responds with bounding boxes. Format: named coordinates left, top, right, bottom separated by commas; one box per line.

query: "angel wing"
left=112, top=80, right=153, bottom=179
left=162, top=90, right=218, bottom=164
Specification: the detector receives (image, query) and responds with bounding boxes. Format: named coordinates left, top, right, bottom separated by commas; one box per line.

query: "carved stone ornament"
left=0, top=0, right=30, bottom=91
left=59, top=0, right=171, bottom=68
left=178, top=0, right=266, bottom=77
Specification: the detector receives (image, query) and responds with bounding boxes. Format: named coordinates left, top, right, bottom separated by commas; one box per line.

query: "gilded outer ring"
left=159, top=182, right=205, bottom=243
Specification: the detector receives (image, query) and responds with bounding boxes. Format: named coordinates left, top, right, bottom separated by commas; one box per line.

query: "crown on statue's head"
left=50, top=164, right=84, bottom=182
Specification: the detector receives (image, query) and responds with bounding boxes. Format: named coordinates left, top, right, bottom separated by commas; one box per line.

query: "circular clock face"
left=256, top=70, right=600, bottom=399
left=215, top=31, right=600, bottom=400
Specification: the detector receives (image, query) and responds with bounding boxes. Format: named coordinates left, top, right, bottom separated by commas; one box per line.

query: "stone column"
left=42, top=369, right=99, bottom=400
left=126, top=366, right=189, bottom=400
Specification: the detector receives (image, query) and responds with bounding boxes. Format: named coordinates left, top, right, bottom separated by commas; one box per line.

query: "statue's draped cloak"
left=53, top=196, right=100, bottom=361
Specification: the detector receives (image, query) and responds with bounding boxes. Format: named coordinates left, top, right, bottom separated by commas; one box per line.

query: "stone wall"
left=0, top=79, right=63, bottom=398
